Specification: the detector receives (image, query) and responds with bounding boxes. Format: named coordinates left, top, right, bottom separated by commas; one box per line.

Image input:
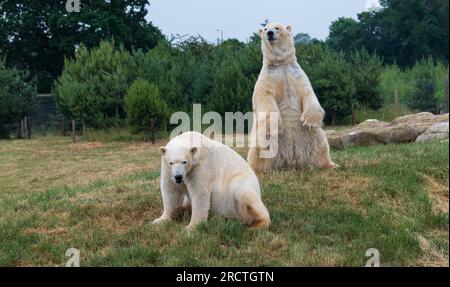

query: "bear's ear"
left=190, top=147, right=198, bottom=155
left=286, top=25, right=292, bottom=33
left=159, top=147, right=167, bottom=155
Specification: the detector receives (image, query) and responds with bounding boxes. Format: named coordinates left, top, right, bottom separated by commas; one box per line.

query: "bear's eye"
left=275, top=27, right=280, bottom=30
left=264, top=28, right=267, bottom=31
left=182, top=161, right=187, bottom=165
left=169, top=162, right=173, bottom=165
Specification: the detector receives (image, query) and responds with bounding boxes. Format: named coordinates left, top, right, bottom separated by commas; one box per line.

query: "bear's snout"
left=267, top=30, right=276, bottom=41
left=174, top=175, right=183, bottom=184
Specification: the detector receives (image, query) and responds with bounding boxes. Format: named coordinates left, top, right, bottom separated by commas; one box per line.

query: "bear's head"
left=259, top=23, right=296, bottom=65
left=260, top=23, right=292, bottom=44
left=160, top=145, right=199, bottom=184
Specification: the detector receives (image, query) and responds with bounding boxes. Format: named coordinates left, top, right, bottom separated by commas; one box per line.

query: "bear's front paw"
left=301, top=109, right=324, bottom=129
left=152, top=216, right=170, bottom=225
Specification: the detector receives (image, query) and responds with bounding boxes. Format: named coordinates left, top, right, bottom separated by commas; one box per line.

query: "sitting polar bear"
left=154, top=132, right=270, bottom=229
left=247, top=23, right=337, bottom=174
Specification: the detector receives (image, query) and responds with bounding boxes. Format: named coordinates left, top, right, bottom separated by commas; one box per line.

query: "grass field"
left=0, top=135, right=448, bottom=266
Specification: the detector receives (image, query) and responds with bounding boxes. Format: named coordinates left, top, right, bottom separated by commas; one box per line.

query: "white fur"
left=247, top=23, right=336, bottom=174
left=154, top=132, right=271, bottom=229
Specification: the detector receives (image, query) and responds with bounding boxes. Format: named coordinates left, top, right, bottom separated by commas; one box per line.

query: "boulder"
left=416, top=122, right=449, bottom=143
left=390, top=112, right=447, bottom=125
left=356, top=119, right=388, bottom=129
left=327, top=113, right=449, bottom=149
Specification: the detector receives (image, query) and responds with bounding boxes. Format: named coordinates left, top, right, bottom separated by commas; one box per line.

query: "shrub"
left=407, top=58, right=441, bottom=112
left=124, top=79, right=169, bottom=134
left=0, top=58, right=37, bottom=138
left=54, top=40, right=136, bottom=128
left=298, top=44, right=356, bottom=125
left=134, top=42, right=188, bottom=113
left=380, top=60, right=448, bottom=113
left=379, top=64, right=412, bottom=107
left=209, top=59, right=253, bottom=115
left=348, top=49, right=383, bottom=110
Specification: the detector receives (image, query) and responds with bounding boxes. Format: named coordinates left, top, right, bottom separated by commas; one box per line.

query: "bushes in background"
left=124, top=79, right=169, bottom=134
left=298, top=44, right=387, bottom=124
left=53, top=40, right=136, bottom=128
left=379, top=59, right=448, bottom=112
left=298, top=44, right=356, bottom=125
left=348, top=49, right=384, bottom=110
left=52, top=38, right=448, bottom=132
left=408, top=58, right=448, bottom=113
left=0, top=58, right=36, bottom=138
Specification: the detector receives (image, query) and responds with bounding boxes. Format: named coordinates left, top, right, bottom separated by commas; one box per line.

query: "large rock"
left=327, top=112, right=449, bottom=149
left=356, top=119, right=388, bottom=129
left=416, top=122, right=449, bottom=143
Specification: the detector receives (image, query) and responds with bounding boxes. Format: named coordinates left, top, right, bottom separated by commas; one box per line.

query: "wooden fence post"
left=24, top=116, right=31, bottom=138
left=27, top=117, right=31, bottom=139
left=150, top=119, right=155, bottom=144
left=17, top=120, right=21, bottom=138
left=23, top=117, right=27, bottom=138
left=351, top=102, right=356, bottom=126
left=445, top=78, right=449, bottom=114
left=62, top=117, right=66, bottom=137
left=72, top=120, right=76, bottom=143
left=20, top=119, right=25, bottom=138
left=394, top=88, right=399, bottom=114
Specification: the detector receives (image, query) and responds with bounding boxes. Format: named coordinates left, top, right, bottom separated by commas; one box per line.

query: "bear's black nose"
left=267, top=30, right=274, bottom=37
left=174, top=175, right=183, bottom=183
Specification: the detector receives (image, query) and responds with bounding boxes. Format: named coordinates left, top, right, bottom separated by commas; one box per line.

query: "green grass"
left=335, top=105, right=416, bottom=126
left=0, top=136, right=448, bottom=266
left=82, top=128, right=169, bottom=143
left=353, top=105, right=415, bottom=123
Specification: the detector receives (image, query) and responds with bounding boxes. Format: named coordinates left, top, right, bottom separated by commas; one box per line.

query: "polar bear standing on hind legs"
left=154, top=132, right=270, bottom=229
left=247, top=23, right=337, bottom=174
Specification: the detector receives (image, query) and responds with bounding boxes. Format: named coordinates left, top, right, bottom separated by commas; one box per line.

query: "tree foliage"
left=327, top=18, right=362, bottom=53
left=379, top=60, right=448, bottom=110
left=298, top=44, right=356, bottom=124
left=408, top=58, right=441, bottom=112
left=0, top=59, right=37, bottom=138
left=348, top=49, right=384, bottom=109
left=327, top=0, right=449, bottom=67
left=53, top=41, right=136, bottom=128
left=124, top=79, right=169, bottom=133
left=54, top=37, right=390, bottom=128
left=54, top=34, right=448, bottom=131
left=0, top=0, right=162, bottom=92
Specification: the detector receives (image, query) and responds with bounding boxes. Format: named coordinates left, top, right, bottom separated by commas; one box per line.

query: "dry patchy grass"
left=0, top=135, right=448, bottom=266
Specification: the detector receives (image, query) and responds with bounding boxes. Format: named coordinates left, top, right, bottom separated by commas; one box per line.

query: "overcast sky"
left=146, top=0, right=372, bottom=43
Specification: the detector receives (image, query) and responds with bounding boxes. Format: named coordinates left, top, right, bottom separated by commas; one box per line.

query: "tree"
left=124, top=79, right=169, bottom=134
left=134, top=36, right=259, bottom=117
left=379, top=0, right=449, bottom=66
left=0, top=0, right=162, bottom=92
left=379, top=64, right=411, bottom=107
left=348, top=49, right=384, bottom=109
left=0, top=59, right=37, bottom=138
left=326, top=0, right=449, bottom=67
left=54, top=40, right=136, bottom=128
left=327, top=18, right=363, bottom=53
left=408, top=58, right=439, bottom=112
left=134, top=40, right=195, bottom=113
left=298, top=44, right=356, bottom=125
left=293, top=33, right=315, bottom=45
left=209, top=59, right=253, bottom=115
